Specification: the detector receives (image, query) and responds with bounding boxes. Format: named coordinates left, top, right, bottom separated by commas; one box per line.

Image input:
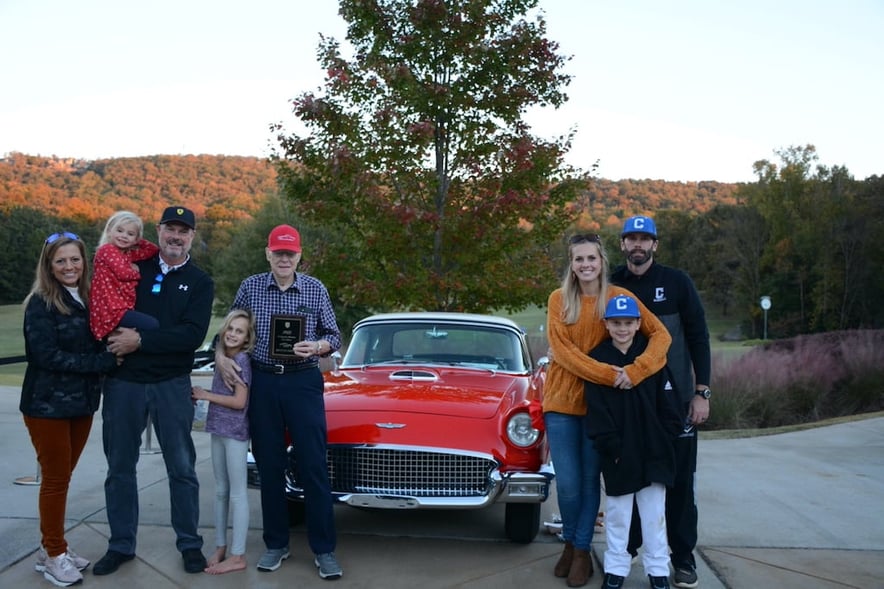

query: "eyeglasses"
left=151, top=273, right=164, bottom=295
left=569, top=233, right=602, bottom=245
left=45, top=231, right=80, bottom=244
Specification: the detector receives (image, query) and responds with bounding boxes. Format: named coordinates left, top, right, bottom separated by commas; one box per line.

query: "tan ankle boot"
left=566, top=548, right=593, bottom=587
left=553, top=542, right=574, bottom=577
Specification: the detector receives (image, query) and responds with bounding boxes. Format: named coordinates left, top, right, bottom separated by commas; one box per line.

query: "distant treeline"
left=0, top=152, right=738, bottom=230
left=3, top=150, right=881, bottom=338
left=0, top=152, right=277, bottom=226
left=0, top=151, right=741, bottom=306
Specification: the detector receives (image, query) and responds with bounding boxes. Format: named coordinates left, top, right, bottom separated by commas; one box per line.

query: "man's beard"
left=627, top=249, right=652, bottom=266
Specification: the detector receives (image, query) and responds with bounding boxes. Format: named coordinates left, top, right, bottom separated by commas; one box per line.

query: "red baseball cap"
left=267, top=224, right=301, bottom=252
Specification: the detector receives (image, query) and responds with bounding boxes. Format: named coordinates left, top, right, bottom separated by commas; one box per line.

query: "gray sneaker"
left=256, top=547, right=290, bottom=572
left=42, top=553, right=83, bottom=587
left=673, top=566, right=698, bottom=588
left=35, top=546, right=90, bottom=572
left=314, top=552, right=343, bottom=580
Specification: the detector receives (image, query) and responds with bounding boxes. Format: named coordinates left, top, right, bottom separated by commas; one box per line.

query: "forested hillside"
left=2, top=151, right=881, bottom=337
left=574, top=178, right=740, bottom=232
left=0, top=151, right=740, bottom=313
left=0, top=153, right=738, bottom=229
left=0, top=153, right=278, bottom=229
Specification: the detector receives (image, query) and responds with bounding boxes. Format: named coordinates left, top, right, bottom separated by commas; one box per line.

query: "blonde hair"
left=99, top=210, right=144, bottom=247
left=559, top=234, right=610, bottom=325
left=217, top=309, right=256, bottom=356
left=24, top=233, right=90, bottom=315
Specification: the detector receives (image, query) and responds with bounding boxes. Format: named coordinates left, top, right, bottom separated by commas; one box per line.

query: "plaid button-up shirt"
left=232, top=271, right=342, bottom=365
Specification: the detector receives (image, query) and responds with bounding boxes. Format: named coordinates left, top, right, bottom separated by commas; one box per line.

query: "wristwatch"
left=695, top=388, right=712, bottom=400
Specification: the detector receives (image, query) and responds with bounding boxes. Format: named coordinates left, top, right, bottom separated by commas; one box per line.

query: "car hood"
left=323, top=366, right=526, bottom=420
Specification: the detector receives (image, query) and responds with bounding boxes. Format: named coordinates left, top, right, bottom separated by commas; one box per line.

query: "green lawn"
left=0, top=304, right=225, bottom=386
left=506, top=304, right=749, bottom=346
left=0, top=304, right=25, bottom=386
left=0, top=303, right=24, bottom=358
left=0, top=302, right=749, bottom=387
left=504, top=305, right=547, bottom=333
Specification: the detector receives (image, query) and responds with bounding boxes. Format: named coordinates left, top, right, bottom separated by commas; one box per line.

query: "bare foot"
left=206, top=547, right=226, bottom=568
left=205, top=554, right=247, bottom=575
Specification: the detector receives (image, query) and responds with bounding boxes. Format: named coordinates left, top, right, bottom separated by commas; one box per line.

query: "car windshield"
left=342, top=322, right=529, bottom=372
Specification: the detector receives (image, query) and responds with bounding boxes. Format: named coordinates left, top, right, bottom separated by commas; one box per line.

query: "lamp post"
left=760, top=296, right=771, bottom=340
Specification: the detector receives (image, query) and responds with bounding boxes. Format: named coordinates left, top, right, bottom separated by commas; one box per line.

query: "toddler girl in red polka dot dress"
left=89, top=210, right=161, bottom=341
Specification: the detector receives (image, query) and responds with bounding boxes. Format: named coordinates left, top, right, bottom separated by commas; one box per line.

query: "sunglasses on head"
left=151, top=273, right=164, bottom=295
left=569, top=233, right=602, bottom=245
left=45, top=231, right=80, bottom=244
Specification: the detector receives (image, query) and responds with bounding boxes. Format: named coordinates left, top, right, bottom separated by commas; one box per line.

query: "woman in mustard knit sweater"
left=544, top=234, right=671, bottom=587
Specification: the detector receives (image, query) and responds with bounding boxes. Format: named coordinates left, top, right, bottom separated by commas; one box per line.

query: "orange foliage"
left=0, top=153, right=277, bottom=227
left=0, top=154, right=740, bottom=238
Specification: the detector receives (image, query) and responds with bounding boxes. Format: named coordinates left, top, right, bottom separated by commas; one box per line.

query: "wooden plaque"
left=269, top=314, right=306, bottom=359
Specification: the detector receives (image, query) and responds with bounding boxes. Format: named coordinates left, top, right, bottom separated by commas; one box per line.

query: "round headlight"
left=506, top=412, right=540, bottom=447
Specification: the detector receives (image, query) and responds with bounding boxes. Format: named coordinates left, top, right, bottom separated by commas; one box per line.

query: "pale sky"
left=1, top=0, right=881, bottom=182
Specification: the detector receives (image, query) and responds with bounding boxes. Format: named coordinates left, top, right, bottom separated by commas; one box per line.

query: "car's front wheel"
left=504, top=503, right=540, bottom=543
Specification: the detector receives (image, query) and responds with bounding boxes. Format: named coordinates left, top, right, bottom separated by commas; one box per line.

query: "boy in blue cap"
left=585, top=295, right=682, bottom=589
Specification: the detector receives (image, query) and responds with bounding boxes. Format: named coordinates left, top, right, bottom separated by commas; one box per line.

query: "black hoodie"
left=584, top=333, right=682, bottom=496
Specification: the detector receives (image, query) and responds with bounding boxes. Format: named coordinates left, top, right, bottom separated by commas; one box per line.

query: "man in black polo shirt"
left=96, top=206, right=213, bottom=576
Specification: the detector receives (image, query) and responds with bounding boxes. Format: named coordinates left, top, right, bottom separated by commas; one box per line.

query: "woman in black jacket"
left=21, top=231, right=118, bottom=587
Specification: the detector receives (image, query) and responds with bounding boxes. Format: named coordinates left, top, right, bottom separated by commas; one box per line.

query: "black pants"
left=249, top=366, right=336, bottom=555
left=628, top=407, right=698, bottom=569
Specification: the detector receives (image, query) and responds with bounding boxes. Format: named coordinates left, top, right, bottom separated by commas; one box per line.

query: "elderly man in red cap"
left=215, top=224, right=344, bottom=580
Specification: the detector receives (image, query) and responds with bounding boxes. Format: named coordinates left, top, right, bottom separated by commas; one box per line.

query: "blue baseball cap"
left=621, top=215, right=657, bottom=238
left=604, top=295, right=641, bottom=319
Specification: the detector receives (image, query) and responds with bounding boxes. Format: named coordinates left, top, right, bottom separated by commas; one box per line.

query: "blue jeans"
left=544, top=411, right=601, bottom=551
left=102, top=375, right=202, bottom=554
left=248, top=366, right=336, bottom=555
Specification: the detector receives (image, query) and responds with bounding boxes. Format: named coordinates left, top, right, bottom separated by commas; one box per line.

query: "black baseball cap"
left=159, top=206, right=196, bottom=229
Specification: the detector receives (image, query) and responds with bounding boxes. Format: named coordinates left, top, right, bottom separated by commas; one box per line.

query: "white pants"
left=604, top=482, right=670, bottom=577
left=211, top=435, right=250, bottom=556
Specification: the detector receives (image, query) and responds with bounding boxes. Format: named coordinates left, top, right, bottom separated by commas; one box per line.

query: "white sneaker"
left=42, top=553, right=83, bottom=587
left=64, top=547, right=90, bottom=571
left=35, top=546, right=90, bottom=572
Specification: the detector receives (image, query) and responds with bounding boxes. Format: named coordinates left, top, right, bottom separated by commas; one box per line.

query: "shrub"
left=710, top=330, right=884, bottom=430
left=531, top=325, right=882, bottom=431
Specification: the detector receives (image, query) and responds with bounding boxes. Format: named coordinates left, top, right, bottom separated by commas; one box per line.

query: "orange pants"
left=23, top=415, right=93, bottom=557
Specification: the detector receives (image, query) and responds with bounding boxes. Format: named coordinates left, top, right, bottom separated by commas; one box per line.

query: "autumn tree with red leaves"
left=272, top=0, right=586, bottom=312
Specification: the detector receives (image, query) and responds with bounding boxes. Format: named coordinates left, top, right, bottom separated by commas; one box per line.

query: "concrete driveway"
left=1, top=381, right=882, bottom=588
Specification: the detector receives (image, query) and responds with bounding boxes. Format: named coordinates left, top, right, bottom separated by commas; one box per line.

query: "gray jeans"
left=210, top=435, right=249, bottom=555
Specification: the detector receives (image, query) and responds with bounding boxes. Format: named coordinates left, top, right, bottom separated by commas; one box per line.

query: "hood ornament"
left=376, top=423, right=406, bottom=429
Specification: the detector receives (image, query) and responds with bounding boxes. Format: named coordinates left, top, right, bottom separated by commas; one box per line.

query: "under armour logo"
left=178, top=284, right=189, bottom=291
left=680, top=417, right=696, bottom=438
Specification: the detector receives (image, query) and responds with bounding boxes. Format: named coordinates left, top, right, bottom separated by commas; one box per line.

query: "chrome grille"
left=293, top=447, right=496, bottom=497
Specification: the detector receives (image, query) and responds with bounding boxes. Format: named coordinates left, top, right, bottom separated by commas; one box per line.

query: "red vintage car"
left=250, top=312, right=553, bottom=543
